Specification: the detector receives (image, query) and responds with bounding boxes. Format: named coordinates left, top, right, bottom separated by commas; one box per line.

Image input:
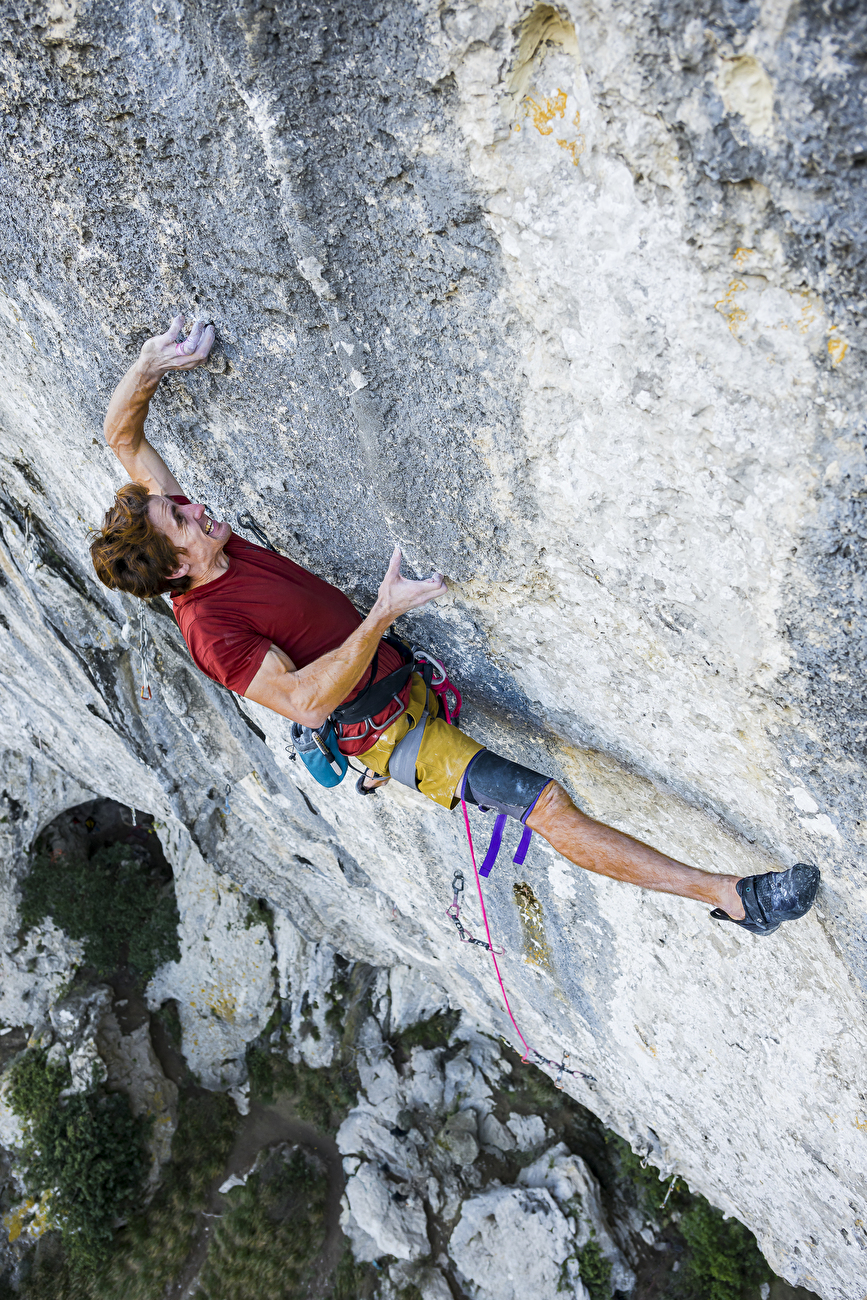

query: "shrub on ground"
left=675, top=1198, right=771, bottom=1300
left=245, top=1044, right=358, bottom=1133
left=18, top=1088, right=239, bottom=1300
left=20, top=841, right=179, bottom=981
left=6, top=1046, right=70, bottom=1124
left=577, top=1235, right=613, bottom=1300
left=394, top=1009, right=459, bottom=1054
left=198, top=1147, right=327, bottom=1300
left=609, top=1133, right=771, bottom=1299
left=330, top=1246, right=378, bottom=1300
left=7, top=1049, right=147, bottom=1273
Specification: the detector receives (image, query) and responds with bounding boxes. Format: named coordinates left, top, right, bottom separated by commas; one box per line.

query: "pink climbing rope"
left=461, top=795, right=533, bottom=1061
left=459, top=788, right=597, bottom=1088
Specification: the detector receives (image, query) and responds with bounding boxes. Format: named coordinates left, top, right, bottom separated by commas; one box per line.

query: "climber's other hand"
left=139, top=315, right=216, bottom=379
left=373, top=545, right=447, bottom=622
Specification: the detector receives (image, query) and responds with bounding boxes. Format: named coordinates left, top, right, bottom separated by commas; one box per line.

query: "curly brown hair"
left=90, top=482, right=192, bottom=598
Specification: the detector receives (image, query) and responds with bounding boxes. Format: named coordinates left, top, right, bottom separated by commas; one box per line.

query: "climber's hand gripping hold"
left=103, top=315, right=216, bottom=499
left=243, top=546, right=445, bottom=729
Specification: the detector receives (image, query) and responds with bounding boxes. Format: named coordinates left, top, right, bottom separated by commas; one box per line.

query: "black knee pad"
left=463, top=749, right=550, bottom=821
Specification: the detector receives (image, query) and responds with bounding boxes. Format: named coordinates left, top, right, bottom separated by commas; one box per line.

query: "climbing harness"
left=386, top=646, right=464, bottom=791
left=457, top=768, right=596, bottom=1090
left=446, top=870, right=504, bottom=954
left=136, top=605, right=152, bottom=701
left=235, top=512, right=278, bottom=552
left=294, top=637, right=462, bottom=791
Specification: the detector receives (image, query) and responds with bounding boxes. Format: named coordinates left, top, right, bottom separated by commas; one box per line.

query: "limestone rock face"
left=519, top=1142, right=634, bottom=1294
left=450, top=1185, right=576, bottom=1300
left=0, top=2, right=866, bottom=1296
left=145, top=821, right=275, bottom=1090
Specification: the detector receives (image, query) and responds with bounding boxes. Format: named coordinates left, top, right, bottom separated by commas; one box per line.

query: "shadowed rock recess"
left=0, top=0, right=865, bottom=1295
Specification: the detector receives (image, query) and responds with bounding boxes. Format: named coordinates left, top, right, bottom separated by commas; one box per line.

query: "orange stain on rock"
left=523, top=88, right=567, bottom=135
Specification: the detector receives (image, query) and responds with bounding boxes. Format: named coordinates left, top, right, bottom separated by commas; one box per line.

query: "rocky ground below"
left=1, top=936, right=820, bottom=1300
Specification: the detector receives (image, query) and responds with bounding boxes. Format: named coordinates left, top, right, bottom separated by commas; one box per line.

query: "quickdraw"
left=446, top=870, right=504, bottom=955
left=23, top=509, right=37, bottom=578
left=137, top=606, right=152, bottom=701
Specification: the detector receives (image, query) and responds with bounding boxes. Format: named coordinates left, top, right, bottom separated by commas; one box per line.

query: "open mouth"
left=204, top=518, right=214, bottom=536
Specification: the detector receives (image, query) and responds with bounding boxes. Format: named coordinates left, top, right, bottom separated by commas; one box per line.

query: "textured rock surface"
left=0, top=984, right=178, bottom=1254
left=519, top=1142, right=635, bottom=1294
left=337, top=1015, right=633, bottom=1296
left=450, top=1185, right=576, bottom=1300
left=95, top=1010, right=179, bottom=1194
left=146, top=820, right=275, bottom=1090
left=0, top=2, right=866, bottom=1295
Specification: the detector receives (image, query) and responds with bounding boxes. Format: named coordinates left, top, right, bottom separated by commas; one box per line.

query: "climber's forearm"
left=103, top=359, right=184, bottom=496
left=244, top=608, right=394, bottom=728
left=103, top=358, right=160, bottom=457
left=246, top=546, right=445, bottom=726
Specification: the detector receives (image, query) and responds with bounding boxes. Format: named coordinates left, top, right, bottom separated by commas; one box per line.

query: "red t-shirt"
left=168, top=499, right=409, bottom=755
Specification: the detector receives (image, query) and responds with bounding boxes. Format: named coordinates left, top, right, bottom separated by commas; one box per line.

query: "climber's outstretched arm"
left=104, top=315, right=215, bottom=496
left=245, top=546, right=447, bottom=727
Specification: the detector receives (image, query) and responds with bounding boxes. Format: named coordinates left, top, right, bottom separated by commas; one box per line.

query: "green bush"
left=18, top=1088, right=240, bottom=1300
left=331, top=1246, right=378, bottom=1300
left=608, top=1133, right=771, bottom=1300
left=31, top=1093, right=146, bottom=1269
left=245, top=1044, right=358, bottom=1133
left=198, top=1147, right=327, bottom=1300
left=395, top=1009, right=459, bottom=1054
left=7, top=1046, right=70, bottom=1124
left=20, top=841, right=180, bottom=981
left=675, top=1199, right=771, bottom=1300
left=576, top=1236, right=612, bottom=1300
left=91, top=1089, right=240, bottom=1300
left=8, top=1050, right=147, bottom=1271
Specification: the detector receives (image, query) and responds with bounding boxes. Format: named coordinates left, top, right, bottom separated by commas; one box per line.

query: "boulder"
left=450, top=1185, right=575, bottom=1300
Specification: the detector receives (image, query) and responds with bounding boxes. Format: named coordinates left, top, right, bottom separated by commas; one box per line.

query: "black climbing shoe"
left=711, top=863, right=820, bottom=936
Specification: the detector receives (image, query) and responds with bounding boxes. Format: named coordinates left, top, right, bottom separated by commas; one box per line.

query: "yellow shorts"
left=359, top=672, right=484, bottom=809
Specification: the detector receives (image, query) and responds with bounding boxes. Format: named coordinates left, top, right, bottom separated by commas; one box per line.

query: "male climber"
left=90, top=317, right=820, bottom=938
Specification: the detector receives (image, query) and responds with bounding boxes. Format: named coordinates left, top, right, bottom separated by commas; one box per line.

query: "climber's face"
left=147, top=495, right=232, bottom=583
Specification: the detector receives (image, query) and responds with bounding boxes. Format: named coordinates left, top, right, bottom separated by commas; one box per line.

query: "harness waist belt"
left=331, top=659, right=415, bottom=726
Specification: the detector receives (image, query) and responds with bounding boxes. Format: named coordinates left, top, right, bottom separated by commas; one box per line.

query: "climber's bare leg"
left=526, top=781, right=746, bottom=920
